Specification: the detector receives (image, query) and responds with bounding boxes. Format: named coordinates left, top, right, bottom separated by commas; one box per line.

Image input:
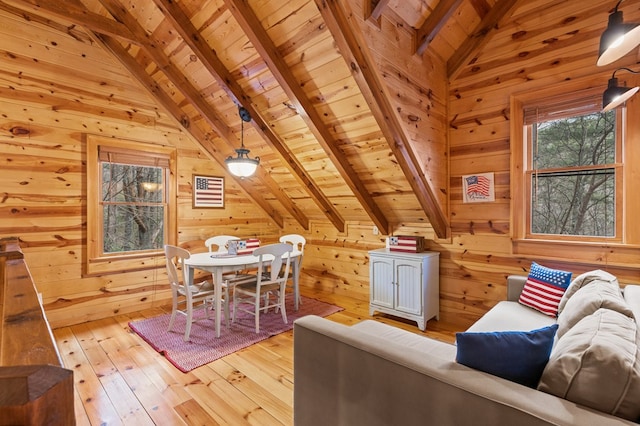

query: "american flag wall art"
left=462, top=172, right=495, bottom=203
left=193, top=175, right=224, bottom=208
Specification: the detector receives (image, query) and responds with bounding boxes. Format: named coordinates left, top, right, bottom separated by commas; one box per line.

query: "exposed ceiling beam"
left=314, top=0, right=449, bottom=239
left=447, top=0, right=520, bottom=80
left=94, top=33, right=285, bottom=228
left=416, top=0, right=464, bottom=56
left=1, top=0, right=137, bottom=42
left=224, top=0, right=390, bottom=235
left=93, top=0, right=309, bottom=230
left=150, top=0, right=346, bottom=233
left=369, top=0, right=390, bottom=21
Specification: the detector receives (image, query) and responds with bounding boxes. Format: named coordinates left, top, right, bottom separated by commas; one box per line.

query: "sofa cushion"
left=455, top=324, right=558, bottom=388
left=623, top=285, right=640, bottom=321
left=557, top=269, right=619, bottom=315
left=556, top=275, right=632, bottom=339
left=465, top=301, right=556, bottom=333
left=351, top=320, right=456, bottom=360
left=539, top=308, right=640, bottom=421
left=519, top=262, right=572, bottom=317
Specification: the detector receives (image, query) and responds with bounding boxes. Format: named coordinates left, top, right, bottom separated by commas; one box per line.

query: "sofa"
left=293, top=269, right=640, bottom=425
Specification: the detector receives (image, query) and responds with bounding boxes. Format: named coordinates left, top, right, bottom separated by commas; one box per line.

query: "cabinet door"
left=370, top=255, right=394, bottom=309
left=394, top=259, right=423, bottom=315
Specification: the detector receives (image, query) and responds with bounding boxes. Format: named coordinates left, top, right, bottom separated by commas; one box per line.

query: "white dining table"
left=183, top=249, right=302, bottom=338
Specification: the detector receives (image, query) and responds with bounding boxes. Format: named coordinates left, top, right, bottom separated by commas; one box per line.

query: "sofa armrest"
left=507, top=275, right=527, bottom=301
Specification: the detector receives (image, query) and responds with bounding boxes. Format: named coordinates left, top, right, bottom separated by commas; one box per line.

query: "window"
left=511, top=86, right=624, bottom=249
left=526, top=109, right=619, bottom=238
left=86, top=135, right=177, bottom=275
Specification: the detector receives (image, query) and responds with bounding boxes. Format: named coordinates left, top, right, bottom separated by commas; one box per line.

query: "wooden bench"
left=0, top=238, right=74, bottom=425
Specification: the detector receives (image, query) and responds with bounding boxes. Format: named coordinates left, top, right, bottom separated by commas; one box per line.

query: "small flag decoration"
left=462, top=172, right=495, bottom=203
left=193, top=175, right=224, bottom=208
left=236, top=238, right=260, bottom=255
left=388, top=236, right=425, bottom=253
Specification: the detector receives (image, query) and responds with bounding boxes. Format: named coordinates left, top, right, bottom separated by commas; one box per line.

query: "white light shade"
left=597, top=10, right=640, bottom=66
left=225, top=147, right=259, bottom=178
left=226, top=158, right=259, bottom=177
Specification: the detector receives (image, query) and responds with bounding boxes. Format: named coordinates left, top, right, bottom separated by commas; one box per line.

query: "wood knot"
left=9, top=126, right=29, bottom=135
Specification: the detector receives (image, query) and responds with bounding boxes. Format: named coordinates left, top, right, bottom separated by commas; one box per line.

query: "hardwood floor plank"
left=53, top=326, right=124, bottom=425
left=53, top=290, right=459, bottom=425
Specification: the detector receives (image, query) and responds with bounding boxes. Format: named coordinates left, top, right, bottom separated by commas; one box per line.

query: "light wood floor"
left=53, top=289, right=459, bottom=425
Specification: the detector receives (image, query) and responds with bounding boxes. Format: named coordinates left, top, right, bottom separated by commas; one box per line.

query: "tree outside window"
left=86, top=135, right=176, bottom=275
left=529, top=111, right=617, bottom=237
left=101, top=162, right=166, bottom=253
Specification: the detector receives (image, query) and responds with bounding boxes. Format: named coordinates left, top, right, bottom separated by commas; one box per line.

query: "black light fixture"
left=602, top=67, right=640, bottom=111
left=225, top=106, right=260, bottom=178
left=597, top=0, right=640, bottom=66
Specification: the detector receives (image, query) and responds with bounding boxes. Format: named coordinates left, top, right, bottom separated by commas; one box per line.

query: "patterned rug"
left=129, top=295, right=343, bottom=372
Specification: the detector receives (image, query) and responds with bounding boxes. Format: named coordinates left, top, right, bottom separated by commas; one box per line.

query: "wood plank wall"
left=1, top=0, right=639, bottom=333
left=0, top=103, right=281, bottom=328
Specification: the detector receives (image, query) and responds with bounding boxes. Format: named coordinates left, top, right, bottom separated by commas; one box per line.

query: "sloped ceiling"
left=0, top=0, right=622, bottom=238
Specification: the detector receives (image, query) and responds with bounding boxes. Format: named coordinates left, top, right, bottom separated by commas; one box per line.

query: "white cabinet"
left=369, top=249, right=439, bottom=331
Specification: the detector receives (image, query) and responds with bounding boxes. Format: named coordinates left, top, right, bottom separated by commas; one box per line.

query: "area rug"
left=129, top=295, right=343, bottom=372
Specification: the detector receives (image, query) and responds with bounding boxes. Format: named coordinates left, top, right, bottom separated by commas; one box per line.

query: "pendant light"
left=225, top=106, right=260, bottom=178
left=602, top=67, right=640, bottom=111
left=597, top=0, right=640, bottom=66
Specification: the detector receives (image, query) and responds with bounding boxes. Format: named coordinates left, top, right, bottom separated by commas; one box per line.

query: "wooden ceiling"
left=0, top=0, right=629, bottom=238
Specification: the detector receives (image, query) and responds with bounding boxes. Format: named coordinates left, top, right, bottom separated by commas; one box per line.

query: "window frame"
left=510, top=81, right=640, bottom=261
left=86, top=135, right=177, bottom=276
left=523, top=106, right=622, bottom=242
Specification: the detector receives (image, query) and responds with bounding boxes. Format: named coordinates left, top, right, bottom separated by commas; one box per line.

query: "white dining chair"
left=279, top=234, right=306, bottom=306
left=164, top=244, right=224, bottom=341
left=232, top=243, right=293, bottom=333
left=205, top=235, right=240, bottom=252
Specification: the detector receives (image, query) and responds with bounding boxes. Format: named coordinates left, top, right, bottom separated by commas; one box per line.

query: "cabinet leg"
left=417, top=319, right=426, bottom=331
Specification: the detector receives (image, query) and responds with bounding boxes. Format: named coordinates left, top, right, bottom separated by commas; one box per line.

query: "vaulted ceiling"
left=0, top=0, right=628, bottom=238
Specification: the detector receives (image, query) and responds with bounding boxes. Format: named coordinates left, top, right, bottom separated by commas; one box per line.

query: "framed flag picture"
left=462, top=172, right=495, bottom=203
left=193, top=175, right=224, bottom=208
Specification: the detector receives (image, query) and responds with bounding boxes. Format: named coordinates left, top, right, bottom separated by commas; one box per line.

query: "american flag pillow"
left=519, top=262, right=572, bottom=317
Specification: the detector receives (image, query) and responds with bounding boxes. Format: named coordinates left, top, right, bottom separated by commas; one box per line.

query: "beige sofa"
left=293, top=271, right=640, bottom=425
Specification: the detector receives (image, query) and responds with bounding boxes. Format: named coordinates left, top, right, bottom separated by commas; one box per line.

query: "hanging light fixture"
left=602, top=67, right=640, bottom=111
left=597, top=0, right=640, bottom=66
left=225, top=106, right=260, bottom=178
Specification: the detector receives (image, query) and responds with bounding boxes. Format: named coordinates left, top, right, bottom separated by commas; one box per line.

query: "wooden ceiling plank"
left=224, top=0, right=390, bottom=234
left=1, top=0, right=138, bottom=43
left=94, top=33, right=285, bottom=228
left=94, top=0, right=308, bottom=229
left=447, top=0, right=520, bottom=80
left=416, top=0, right=465, bottom=56
left=151, top=0, right=344, bottom=233
left=314, top=0, right=449, bottom=238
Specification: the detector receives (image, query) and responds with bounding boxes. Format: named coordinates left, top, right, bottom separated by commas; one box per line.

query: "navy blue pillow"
left=455, top=324, right=558, bottom=388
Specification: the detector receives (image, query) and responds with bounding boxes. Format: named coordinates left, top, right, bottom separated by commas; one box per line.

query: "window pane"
left=102, top=163, right=164, bottom=203
left=103, top=205, right=164, bottom=253
left=533, top=112, right=615, bottom=169
left=531, top=169, right=615, bottom=237
left=101, top=162, right=165, bottom=254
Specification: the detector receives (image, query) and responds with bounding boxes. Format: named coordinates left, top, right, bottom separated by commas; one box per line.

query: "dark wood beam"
left=151, top=0, right=345, bottom=233
left=416, top=0, right=464, bottom=56
left=224, top=0, right=390, bottom=235
left=95, top=34, right=285, bottom=228
left=314, top=0, right=449, bottom=239
left=447, top=0, right=520, bottom=80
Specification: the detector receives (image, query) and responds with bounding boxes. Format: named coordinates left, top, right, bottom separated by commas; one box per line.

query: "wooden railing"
left=0, top=237, right=74, bottom=425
